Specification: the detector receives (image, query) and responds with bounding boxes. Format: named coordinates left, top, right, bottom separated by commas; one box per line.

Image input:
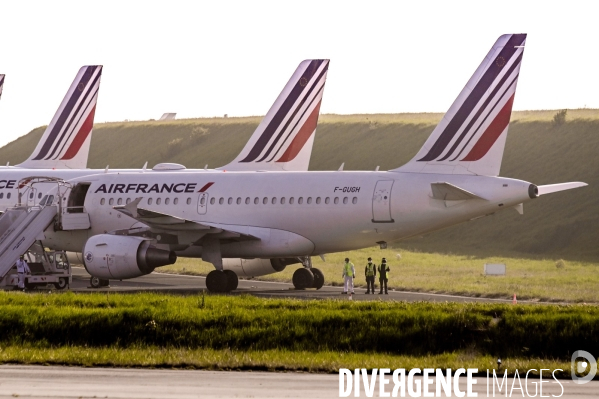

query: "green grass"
left=0, top=346, right=574, bottom=376
left=160, top=248, right=599, bottom=303
left=0, top=111, right=598, bottom=260
left=1, top=292, right=598, bottom=360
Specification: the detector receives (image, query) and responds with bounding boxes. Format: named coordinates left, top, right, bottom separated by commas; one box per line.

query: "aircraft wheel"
left=311, top=268, right=324, bottom=290
left=90, top=276, right=102, bottom=289
left=206, top=270, right=228, bottom=293
left=292, top=268, right=314, bottom=290
left=54, top=277, right=68, bottom=290
left=224, top=270, right=238, bottom=291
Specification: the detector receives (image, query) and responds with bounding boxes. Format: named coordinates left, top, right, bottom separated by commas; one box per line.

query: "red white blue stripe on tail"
left=0, top=74, right=5, bottom=100
left=18, top=65, right=102, bottom=169
left=219, top=59, right=329, bottom=171
left=395, top=34, right=526, bottom=176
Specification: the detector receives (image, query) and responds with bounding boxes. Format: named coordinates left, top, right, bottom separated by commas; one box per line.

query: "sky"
left=0, top=0, right=597, bottom=147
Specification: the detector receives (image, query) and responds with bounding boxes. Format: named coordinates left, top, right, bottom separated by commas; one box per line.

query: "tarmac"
left=0, top=365, right=596, bottom=398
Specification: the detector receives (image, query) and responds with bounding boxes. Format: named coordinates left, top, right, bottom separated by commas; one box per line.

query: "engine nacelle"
left=83, top=234, right=176, bottom=279
left=223, top=258, right=300, bottom=277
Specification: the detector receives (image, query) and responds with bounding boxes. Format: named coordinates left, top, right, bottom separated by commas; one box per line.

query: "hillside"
left=0, top=110, right=597, bottom=261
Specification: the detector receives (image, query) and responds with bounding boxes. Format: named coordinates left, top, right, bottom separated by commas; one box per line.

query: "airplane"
left=34, top=34, right=586, bottom=293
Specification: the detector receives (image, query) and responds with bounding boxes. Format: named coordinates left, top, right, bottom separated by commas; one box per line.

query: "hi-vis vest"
left=344, top=262, right=354, bottom=277
left=366, top=262, right=375, bottom=276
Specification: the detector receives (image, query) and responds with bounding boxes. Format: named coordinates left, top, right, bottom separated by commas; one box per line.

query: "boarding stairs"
left=0, top=205, right=58, bottom=279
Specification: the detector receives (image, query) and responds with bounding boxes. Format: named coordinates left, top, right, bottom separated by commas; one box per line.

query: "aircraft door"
left=197, top=193, right=209, bottom=215
left=372, top=180, right=395, bottom=223
left=27, top=188, right=37, bottom=207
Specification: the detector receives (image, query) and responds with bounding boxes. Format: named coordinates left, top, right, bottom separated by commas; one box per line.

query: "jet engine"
left=223, top=258, right=300, bottom=277
left=83, top=234, right=176, bottom=279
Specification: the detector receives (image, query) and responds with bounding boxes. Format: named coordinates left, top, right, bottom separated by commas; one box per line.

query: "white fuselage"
left=37, top=170, right=536, bottom=258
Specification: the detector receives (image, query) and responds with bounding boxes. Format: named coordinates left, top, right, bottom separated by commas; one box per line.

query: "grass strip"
left=0, top=291, right=598, bottom=360
left=0, top=346, right=574, bottom=376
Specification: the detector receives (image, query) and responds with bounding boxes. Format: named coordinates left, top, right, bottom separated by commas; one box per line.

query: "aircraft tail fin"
left=18, top=65, right=102, bottom=169
left=218, top=59, right=329, bottom=171
left=393, top=34, right=527, bottom=176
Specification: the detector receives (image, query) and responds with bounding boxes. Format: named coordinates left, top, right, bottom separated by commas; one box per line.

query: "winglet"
left=18, top=65, right=103, bottom=169
left=218, top=59, right=329, bottom=171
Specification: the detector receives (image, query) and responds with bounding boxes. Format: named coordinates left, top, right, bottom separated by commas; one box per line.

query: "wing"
left=113, top=198, right=258, bottom=241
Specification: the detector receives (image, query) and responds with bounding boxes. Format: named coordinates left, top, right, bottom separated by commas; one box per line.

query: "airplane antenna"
left=338, top=163, right=344, bottom=171
left=375, top=166, right=380, bottom=171
left=142, top=162, right=148, bottom=172
left=204, top=164, right=208, bottom=170
left=104, top=165, right=109, bottom=173
left=5, top=162, right=9, bottom=166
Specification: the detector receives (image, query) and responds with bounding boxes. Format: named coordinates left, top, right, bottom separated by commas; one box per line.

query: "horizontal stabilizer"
left=537, top=182, right=588, bottom=196
left=431, top=182, right=486, bottom=201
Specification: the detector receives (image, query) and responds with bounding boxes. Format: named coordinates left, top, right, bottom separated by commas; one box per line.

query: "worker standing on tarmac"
left=16, top=255, right=30, bottom=291
left=378, top=258, right=390, bottom=294
left=364, top=257, right=376, bottom=294
left=342, top=257, right=355, bottom=295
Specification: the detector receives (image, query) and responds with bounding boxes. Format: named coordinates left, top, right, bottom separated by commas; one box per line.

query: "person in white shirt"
left=16, top=255, right=31, bottom=290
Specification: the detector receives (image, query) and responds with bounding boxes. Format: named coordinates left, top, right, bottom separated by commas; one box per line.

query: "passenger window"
left=126, top=198, right=131, bottom=204
left=254, top=197, right=259, bottom=204
left=100, top=198, right=105, bottom=205
left=156, top=198, right=162, bottom=205
left=148, top=198, right=153, bottom=205
left=272, top=197, right=277, bottom=205
left=219, top=198, right=224, bottom=205
left=0, top=193, right=4, bottom=199
left=187, top=198, right=192, bottom=205
left=109, top=198, right=115, bottom=205
left=210, top=197, right=215, bottom=205
left=289, top=197, right=294, bottom=204
left=174, top=198, right=179, bottom=205
left=343, top=197, right=348, bottom=204
left=38, top=193, right=42, bottom=199
left=316, top=197, right=321, bottom=204
left=228, top=197, right=233, bottom=205
left=281, top=197, right=285, bottom=205
left=165, top=198, right=170, bottom=205
left=307, top=197, right=312, bottom=204
left=298, top=197, right=303, bottom=204
left=352, top=197, right=358, bottom=204
left=325, top=197, right=330, bottom=204
left=334, top=197, right=339, bottom=204
left=245, top=197, right=250, bottom=205
left=236, top=197, right=241, bottom=205
left=263, top=197, right=268, bottom=205
left=29, top=192, right=33, bottom=199
left=200, top=197, right=206, bottom=205
left=117, top=198, right=123, bottom=205
left=7, top=193, right=10, bottom=199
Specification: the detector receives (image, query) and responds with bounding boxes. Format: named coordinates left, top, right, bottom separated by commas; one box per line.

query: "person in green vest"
left=342, top=257, right=355, bottom=295
left=378, top=258, right=390, bottom=294
left=364, top=257, right=377, bottom=294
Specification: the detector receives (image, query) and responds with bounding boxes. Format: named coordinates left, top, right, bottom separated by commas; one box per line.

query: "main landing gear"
left=206, top=270, right=238, bottom=293
left=292, top=256, right=324, bottom=290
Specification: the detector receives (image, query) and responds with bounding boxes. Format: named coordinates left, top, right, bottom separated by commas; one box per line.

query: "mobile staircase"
left=0, top=177, right=79, bottom=289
